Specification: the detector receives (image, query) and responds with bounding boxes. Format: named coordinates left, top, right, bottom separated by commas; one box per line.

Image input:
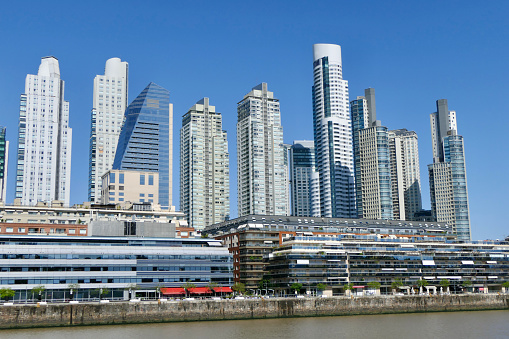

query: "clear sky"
left=0, top=0, right=507, bottom=240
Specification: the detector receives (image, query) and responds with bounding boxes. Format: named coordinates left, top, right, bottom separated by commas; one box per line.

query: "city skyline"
left=0, top=1, right=507, bottom=240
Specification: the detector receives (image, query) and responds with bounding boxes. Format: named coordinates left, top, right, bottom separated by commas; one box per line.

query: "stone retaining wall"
left=0, top=294, right=508, bottom=329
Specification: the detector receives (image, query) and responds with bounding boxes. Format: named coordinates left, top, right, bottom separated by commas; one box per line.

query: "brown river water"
left=0, top=310, right=507, bottom=339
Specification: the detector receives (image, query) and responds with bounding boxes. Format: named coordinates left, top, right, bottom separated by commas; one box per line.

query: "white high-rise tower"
left=180, top=98, right=230, bottom=230
left=312, top=44, right=356, bottom=218
left=16, top=56, right=72, bottom=206
left=88, top=57, right=128, bottom=203
left=237, top=83, right=287, bottom=216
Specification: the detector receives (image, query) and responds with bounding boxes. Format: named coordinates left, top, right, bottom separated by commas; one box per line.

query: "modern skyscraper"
left=388, top=129, right=422, bottom=220
left=113, top=82, right=173, bottom=210
left=180, top=98, right=230, bottom=230
left=289, top=140, right=317, bottom=217
left=88, top=57, right=128, bottom=203
left=0, top=127, right=8, bottom=202
left=351, top=88, right=392, bottom=220
left=16, top=56, right=72, bottom=206
left=312, top=44, right=356, bottom=218
left=237, top=83, right=287, bottom=216
left=428, top=99, right=470, bottom=241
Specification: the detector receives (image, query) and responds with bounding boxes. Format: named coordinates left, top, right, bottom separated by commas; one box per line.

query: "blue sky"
left=0, top=0, right=507, bottom=240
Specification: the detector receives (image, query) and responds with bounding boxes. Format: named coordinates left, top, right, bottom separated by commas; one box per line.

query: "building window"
left=119, top=173, right=124, bottom=184
left=6, top=227, right=13, bottom=233
left=139, top=193, right=145, bottom=197
left=148, top=175, right=154, bottom=185
left=140, top=174, right=145, bottom=185
left=68, top=229, right=76, bottom=234
left=17, top=228, right=25, bottom=233
left=109, top=172, right=115, bottom=184
left=79, top=229, right=86, bottom=234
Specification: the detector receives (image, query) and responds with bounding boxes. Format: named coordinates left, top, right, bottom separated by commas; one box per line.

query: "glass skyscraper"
left=351, top=88, right=392, bottom=220
left=113, top=82, right=173, bottom=210
left=289, top=140, right=317, bottom=217
left=428, top=99, right=470, bottom=241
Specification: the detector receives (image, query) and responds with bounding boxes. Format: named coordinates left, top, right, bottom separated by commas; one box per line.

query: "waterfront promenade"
left=0, top=294, right=507, bottom=329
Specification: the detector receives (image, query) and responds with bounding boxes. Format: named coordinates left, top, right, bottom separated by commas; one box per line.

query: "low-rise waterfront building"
left=0, top=235, right=232, bottom=301
left=265, top=234, right=509, bottom=296
left=204, top=215, right=454, bottom=290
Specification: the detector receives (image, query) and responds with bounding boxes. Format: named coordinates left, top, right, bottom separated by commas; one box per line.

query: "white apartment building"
left=312, top=44, right=356, bottom=218
left=16, top=56, right=72, bottom=206
left=388, top=129, right=422, bottom=220
left=180, top=98, right=229, bottom=230
left=88, top=57, right=128, bottom=203
left=237, top=83, right=287, bottom=217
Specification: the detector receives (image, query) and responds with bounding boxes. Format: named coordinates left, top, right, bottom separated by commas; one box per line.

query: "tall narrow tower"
left=16, top=56, right=72, bottom=206
left=88, top=57, right=128, bottom=203
left=113, top=82, right=173, bottom=210
left=388, top=129, right=422, bottom=220
left=428, top=99, right=470, bottom=241
left=351, top=89, right=392, bottom=220
left=312, top=44, right=356, bottom=218
left=237, top=83, right=287, bottom=216
left=0, top=126, right=8, bottom=202
left=289, top=140, right=317, bottom=217
left=180, top=98, right=230, bottom=230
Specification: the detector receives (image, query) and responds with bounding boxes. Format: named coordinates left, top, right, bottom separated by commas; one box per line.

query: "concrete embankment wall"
left=0, top=295, right=508, bottom=329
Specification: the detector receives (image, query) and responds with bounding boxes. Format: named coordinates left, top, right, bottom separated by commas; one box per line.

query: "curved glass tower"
left=113, top=82, right=173, bottom=210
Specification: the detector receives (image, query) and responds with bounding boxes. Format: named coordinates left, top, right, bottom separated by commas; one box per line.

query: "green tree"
left=181, top=282, right=197, bottom=297
left=207, top=282, right=218, bottom=296
left=343, top=283, right=354, bottom=295
left=291, top=283, right=303, bottom=295
left=439, top=279, right=450, bottom=288
left=94, top=287, right=110, bottom=300
left=417, top=279, right=428, bottom=287
left=68, top=283, right=80, bottom=300
left=232, top=282, right=246, bottom=295
left=501, top=281, right=509, bottom=289
left=462, top=280, right=472, bottom=293
left=391, top=279, right=404, bottom=291
left=0, top=287, right=15, bottom=301
left=31, top=285, right=46, bottom=301
left=316, top=283, right=328, bottom=292
left=367, top=281, right=381, bottom=290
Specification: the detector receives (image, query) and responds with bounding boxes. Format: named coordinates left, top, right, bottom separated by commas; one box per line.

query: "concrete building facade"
left=180, top=98, right=229, bottom=230
left=237, top=83, right=287, bottom=217
left=88, top=57, right=129, bottom=203
left=312, top=44, right=356, bottom=218
left=388, top=129, right=422, bottom=220
left=16, top=56, right=72, bottom=206
left=101, top=169, right=159, bottom=206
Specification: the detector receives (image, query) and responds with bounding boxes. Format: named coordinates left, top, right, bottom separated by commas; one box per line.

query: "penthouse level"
left=266, top=234, right=509, bottom=296
left=0, top=235, right=232, bottom=301
left=204, top=215, right=454, bottom=237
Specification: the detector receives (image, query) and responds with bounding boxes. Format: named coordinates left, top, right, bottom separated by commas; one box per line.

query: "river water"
left=0, top=310, right=508, bottom=339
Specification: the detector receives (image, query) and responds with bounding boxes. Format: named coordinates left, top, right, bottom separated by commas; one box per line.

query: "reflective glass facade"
left=289, top=141, right=316, bottom=216
left=0, top=126, right=7, bottom=202
left=113, top=83, right=172, bottom=209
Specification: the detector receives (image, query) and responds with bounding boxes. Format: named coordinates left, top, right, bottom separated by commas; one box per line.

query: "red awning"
left=214, top=287, right=233, bottom=293
left=161, top=288, right=185, bottom=295
left=352, top=286, right=365, bottom=288
left=188, top=287, right=213, bottom=295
